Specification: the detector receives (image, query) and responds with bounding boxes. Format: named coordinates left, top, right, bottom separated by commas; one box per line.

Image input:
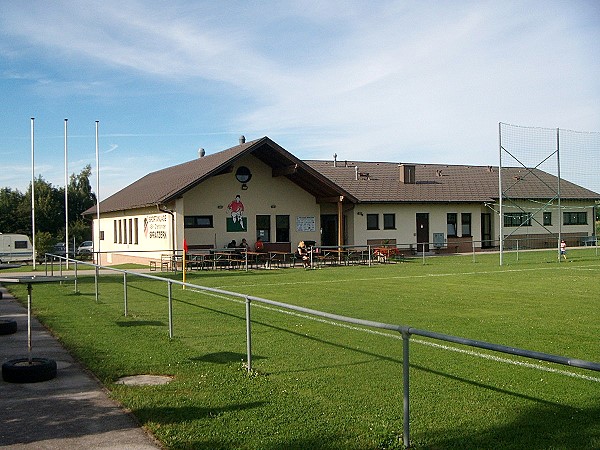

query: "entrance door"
left=320, top=214, right=337, bottom=246
left=481, top=213, right=492, bottom=248
left=416, top=213, right=429, bottom=252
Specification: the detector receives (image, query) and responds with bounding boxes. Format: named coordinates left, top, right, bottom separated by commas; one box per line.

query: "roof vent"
left=436, top=169, right=442, bottom=177
left=239, top=135, right=246, bottom=145
left=399, top=164, right=416, bottom=184
left=198, top=148, right=205, bottom=158
left=333, top=153, right=337, bottom=167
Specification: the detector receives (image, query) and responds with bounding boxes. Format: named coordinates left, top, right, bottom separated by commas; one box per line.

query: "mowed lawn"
left=8, top=250, right=600, bottom=449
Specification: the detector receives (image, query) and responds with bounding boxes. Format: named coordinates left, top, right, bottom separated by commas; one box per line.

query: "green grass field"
left=6, top=249, right=600, bottom=449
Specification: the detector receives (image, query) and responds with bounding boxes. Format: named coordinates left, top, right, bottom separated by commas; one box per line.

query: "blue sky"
left=1, top=1, right=599, bottom=198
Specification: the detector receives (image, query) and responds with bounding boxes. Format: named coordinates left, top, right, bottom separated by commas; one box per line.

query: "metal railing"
left=45, top=256, right=600, bottom=448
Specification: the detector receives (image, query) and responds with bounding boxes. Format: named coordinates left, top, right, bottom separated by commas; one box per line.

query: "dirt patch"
left=115, top=375, right=173, bottom=386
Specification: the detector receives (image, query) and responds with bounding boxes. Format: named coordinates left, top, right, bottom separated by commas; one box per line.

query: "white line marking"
left=190, top=289, right=600, bottom=383
left=214, top=263, right=600, bottom=290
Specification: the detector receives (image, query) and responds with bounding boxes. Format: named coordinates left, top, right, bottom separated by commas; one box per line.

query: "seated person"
left=227, top=239, right=237, bottom=249
left=239, top=238, right=250, bottom=251
left=297, top=241, right=311, bottom=268
left=254, top=237, right=264, bottom=252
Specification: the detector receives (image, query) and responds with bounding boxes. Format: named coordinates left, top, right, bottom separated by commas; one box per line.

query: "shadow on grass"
left=115, top=320, right=165, bottom=327
left=192, top=351, right=266, bottom=364
left=417, top=403, right=600, bottom=450
left=133, top=401, right=266, bottom=425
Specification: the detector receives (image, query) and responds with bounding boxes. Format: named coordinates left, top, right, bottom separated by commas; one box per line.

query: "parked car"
left=77, top=241, right=94, bottom=254
left=52, top=242, right=75, bottom=259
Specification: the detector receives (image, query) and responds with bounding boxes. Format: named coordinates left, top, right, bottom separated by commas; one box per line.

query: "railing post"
left=94, top=266, right=99, bottom=303
left=245, top=296, right=252, bottom=373
left=74, top=260, right=78, bottom=293
left=402, top=330, right=411, bottom=448
left=123, top=272, right=128, bottom=317
left=168, top=280, right=173, bottom=339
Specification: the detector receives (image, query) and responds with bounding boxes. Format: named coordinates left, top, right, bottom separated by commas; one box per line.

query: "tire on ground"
left=2, top=357, right=57, bottom=383
left=0, top=318, right=17, bottom=335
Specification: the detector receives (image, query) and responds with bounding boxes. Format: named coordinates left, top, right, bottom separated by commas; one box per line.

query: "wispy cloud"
left=0, top=1, right=598, bottom=195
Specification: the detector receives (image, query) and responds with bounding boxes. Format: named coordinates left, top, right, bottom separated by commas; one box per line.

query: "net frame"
left=498, top=123, right=599, bottom=265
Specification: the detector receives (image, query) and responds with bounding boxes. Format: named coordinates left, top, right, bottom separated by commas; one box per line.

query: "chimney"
left=239, top=135, right=246, bottom=145
left=198, top=148, right=205, bottom=158
left=399, top=164, right=416, bottom=184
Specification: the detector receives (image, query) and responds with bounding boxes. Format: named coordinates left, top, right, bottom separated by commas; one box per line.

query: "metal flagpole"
left=64, top=119, right=69, bottom=269
left=498, top=122, right=503, bottom=266
left=557, top=128, right=562, bottom=262
left=31, top=118, right=36, bottom=270
left=95, top=121, right=101, bottom=265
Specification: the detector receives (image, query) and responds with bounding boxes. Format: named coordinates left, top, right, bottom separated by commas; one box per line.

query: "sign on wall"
left=226, top=194, right=246, bottom=232
left=296, top=216, right=316, bottom=232
left=143, top=214, right=168, bottom=239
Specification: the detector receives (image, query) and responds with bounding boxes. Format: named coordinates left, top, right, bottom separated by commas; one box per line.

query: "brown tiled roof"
left=304, top=160, right=600, bottom=203
left=84, top=137, right=354, bottom=215
left=85, top=138, right=599, bottom=216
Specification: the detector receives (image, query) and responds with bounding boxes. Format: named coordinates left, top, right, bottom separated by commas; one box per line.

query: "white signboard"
left=144, top=214, right=168, bottom=239
left=296, top=216, right=316, bottom=232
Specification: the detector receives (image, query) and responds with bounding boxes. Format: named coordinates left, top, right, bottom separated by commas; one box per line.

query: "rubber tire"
left=0, top=318, right=17, bottom=335
left=2, top=357, right=57, bottom=383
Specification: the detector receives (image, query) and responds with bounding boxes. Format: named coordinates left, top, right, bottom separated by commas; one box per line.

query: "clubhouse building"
left=84, top=136, right=599, bottom=265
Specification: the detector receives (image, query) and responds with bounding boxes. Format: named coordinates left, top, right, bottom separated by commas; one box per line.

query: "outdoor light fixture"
left=270, top=204, right=276, bottom=209
left=235, top=166, right=252, bottom=190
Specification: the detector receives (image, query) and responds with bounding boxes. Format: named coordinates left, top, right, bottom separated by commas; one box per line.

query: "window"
left=383, top=213, right=395, bottom=230
left=276, top=215, right=290, bottom=242
left=367, top=214, right=379, bottom=230
left=256, top=215, right=271, bottom=241
left=129, top=219, right=133, bottom=244
left=14, top=240, right=28, bottom=249
left=461, top=213, right=471, bottom=236
left=123, top=219, right=128, bottom=244
left=133, top=218, right=139, bottom=244
left=99, top=231, right=105, bottom=240
left=563, top=212, right=587, bottom=225
left=504, top=212, right=532, bottom=227
left=114, top=220, right=118, bottom=243
left=184, top=215, right=213, bottom=228
left=447, top=213, right=457, bottom=237
left=118, top=219, right=122, bottom=243
left=543, top=212, right=552, bottom=226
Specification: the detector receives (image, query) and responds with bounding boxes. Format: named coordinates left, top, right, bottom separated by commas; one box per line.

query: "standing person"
left=560, top=239, right=567, bottom=260
left=297, top=241, right=311, bottom=268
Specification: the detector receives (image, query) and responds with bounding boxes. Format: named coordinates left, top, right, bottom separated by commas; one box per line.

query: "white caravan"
left=0, top=233, right=34, bottom=264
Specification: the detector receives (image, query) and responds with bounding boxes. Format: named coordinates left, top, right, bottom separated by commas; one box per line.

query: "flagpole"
left=31, top=118, right=36, bottom=270
left=95, top=120, right=101, bottom=265
left=64, top=118, right=69, bottom=269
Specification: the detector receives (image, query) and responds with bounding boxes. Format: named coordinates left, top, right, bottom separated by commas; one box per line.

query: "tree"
left=0, top=187, right=27, bottom=233
left=1, top=166, right=96, bottom=244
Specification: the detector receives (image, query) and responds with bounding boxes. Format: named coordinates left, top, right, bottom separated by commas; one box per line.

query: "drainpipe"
left=157, top=204, right=176, bottom=259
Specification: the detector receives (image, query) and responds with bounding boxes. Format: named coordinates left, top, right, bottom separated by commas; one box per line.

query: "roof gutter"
left=157, top=203, right=176, bottom=258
